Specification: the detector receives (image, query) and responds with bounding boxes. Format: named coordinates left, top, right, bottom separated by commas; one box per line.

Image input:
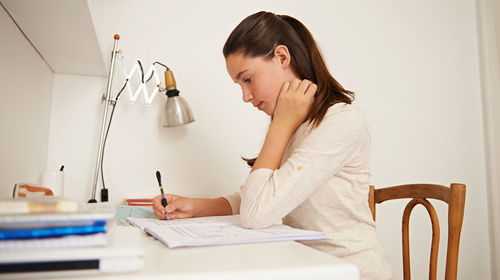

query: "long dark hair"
left=223, top=11, right=354, bottom=166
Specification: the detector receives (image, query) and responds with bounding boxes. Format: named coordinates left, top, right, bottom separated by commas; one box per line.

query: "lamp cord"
left=144, top=61, right=169, bottom=82
left=99, top=60, right=170, bottom=191
left=100, top=80, right=127, bottom=191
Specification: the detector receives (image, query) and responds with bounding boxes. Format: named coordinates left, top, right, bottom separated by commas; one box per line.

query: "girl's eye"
left=244, top=77, right=252, bottom=83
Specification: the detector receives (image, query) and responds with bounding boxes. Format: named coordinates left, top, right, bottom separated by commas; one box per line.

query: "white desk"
left=5, top=225, right=359, bottom=280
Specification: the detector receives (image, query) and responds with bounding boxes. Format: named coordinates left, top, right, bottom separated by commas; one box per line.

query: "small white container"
left=41, top=170, right=64, bottom=196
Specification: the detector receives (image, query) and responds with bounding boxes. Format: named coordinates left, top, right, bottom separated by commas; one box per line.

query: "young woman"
left=153, top=11, right=393, bottom=279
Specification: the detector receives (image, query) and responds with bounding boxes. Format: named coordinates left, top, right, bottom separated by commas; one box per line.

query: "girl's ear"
left=273, top=45, right=291, bottom=69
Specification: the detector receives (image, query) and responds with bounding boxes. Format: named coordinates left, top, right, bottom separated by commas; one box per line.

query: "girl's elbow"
left=240, top=209, right=274, bottom=229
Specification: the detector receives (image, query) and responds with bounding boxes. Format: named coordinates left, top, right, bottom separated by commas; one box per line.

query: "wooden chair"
left=368, top=183, right=466, bottom=280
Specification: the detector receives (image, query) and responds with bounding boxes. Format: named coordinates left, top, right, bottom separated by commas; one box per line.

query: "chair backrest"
left=368, top=183, right=466, bottom=280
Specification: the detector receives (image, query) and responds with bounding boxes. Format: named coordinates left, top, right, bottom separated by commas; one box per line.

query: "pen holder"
left=41, top=170, right=64, bottom=196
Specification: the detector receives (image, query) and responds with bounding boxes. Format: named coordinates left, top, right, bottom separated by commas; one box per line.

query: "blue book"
left=0, top=221, right=106, bottom=240
left=0, top=211, right=114, bottom=229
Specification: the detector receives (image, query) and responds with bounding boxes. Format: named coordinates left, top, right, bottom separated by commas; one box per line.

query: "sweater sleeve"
left=223, top=191, right=241, bottom=215
left=239, top=106, right=368, bottom=228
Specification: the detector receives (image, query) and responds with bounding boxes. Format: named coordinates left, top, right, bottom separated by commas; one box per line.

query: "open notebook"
left=126, top=215, right=327, bottom=248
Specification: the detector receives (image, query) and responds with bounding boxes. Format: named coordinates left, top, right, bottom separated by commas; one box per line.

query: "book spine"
left=126, top=199, right=152, bottom=202
left=0, top=201, right=78, bottom=214
left=126, top=202, right=153, bottom=206
left=0, top=223, right=106, bottom=240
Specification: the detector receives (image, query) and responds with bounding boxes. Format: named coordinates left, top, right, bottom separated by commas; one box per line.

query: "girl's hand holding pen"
left=152, top=195, right=233, bottom=220
left=152, top=194, right=198, bottom=220
left=152, top=172, right=233, bottom=220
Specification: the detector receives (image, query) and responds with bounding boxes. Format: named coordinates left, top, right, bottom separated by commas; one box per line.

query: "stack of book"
left=0, top=197, right=114, bottom=252
left=0, top=197, right=113, bottom=260
left=0, top=197, right=144, bottom=277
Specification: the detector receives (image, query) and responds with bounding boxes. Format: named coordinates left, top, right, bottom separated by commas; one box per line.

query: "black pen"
left=156, top=171, right=170, bottom=220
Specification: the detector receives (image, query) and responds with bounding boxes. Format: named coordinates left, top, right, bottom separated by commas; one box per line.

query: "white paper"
left=126, top=215, right=327, bottom=248
left=0, top=232, right=107, bottom=251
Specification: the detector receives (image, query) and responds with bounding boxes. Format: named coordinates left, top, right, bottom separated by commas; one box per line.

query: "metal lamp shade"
left=162, top=95, right=195, bottom=127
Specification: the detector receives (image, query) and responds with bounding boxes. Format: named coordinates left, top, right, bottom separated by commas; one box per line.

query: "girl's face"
left=226, top=47, right=298, bottom=116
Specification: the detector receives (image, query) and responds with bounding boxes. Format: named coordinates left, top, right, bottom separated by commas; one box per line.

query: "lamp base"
left=88, top=198, right=98, bottom=203
left=101, top=189, right=109, bottom=202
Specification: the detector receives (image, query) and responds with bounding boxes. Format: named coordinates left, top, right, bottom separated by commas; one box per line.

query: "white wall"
left=0, top=4, right=53, bottom=197
left=45, top=0, right=490, bottom=279
left=46, top=74, right=106, bottom=200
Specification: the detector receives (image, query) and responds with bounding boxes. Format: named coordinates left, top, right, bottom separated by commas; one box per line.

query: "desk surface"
left=6, top=225, right=359, bottom=280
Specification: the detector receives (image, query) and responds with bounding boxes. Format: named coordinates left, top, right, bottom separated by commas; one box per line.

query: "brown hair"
left=223, top=11, right=354, bottom=166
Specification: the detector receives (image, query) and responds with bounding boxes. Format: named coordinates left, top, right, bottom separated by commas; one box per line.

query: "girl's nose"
left=242, top=88, right=253, bottom=103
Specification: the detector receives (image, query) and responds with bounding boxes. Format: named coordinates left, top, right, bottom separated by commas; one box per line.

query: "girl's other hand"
left=272, top=79, right=317, bottom=132
left=152, top=194, right=198, bottom=220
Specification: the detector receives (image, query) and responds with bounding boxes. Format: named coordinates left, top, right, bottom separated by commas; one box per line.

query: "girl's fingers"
left=290, top=79, right=301, bottom=91
left=305, top=83, right=317, bottom=96
left=165, top=194, right=178, bottom=204
left=152, top=195, right=164, bottom=212
left=153, top=194, right=193, bottom=220
left=283, top=79, right=316, bottom=97
left=170, top=211, right=192, bottom=220
left=153, top=209, right=165, bottom=219
left=165, top=198, right=187, bottom=214
left=279, top=81, right=291, bottom=96
left=297, top=79, right=312, bottom=94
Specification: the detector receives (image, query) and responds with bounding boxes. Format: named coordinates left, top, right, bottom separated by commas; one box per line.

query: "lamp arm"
left=89, top=34, right=120, bottom=203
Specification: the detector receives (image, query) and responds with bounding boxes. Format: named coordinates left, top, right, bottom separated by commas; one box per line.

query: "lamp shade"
left=162, top=95, right=195, bottom=127
left=161, top=69, right=195, bottom=127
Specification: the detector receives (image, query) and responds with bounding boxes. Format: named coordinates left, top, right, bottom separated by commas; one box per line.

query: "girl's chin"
left=262, top=104, right=274, bottom=116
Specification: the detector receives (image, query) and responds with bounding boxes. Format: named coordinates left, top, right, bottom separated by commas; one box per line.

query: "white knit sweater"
left=224, top=103, right=393, bottom=280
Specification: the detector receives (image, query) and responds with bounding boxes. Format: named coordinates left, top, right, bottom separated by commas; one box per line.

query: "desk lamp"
left=162, top=69, right=195, bottom=127
left=88, top=34, right=195, bottom=203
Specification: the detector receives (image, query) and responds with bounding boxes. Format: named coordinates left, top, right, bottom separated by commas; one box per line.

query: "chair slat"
left=374, top=184, right=450, bottom=204
left=369, top=183, right=466, bottom=280
left=445, top=184, right=466, bottom=280
left=402, top=198, right=440, bottom=280
left=369, top=185, right=376, bottom=221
